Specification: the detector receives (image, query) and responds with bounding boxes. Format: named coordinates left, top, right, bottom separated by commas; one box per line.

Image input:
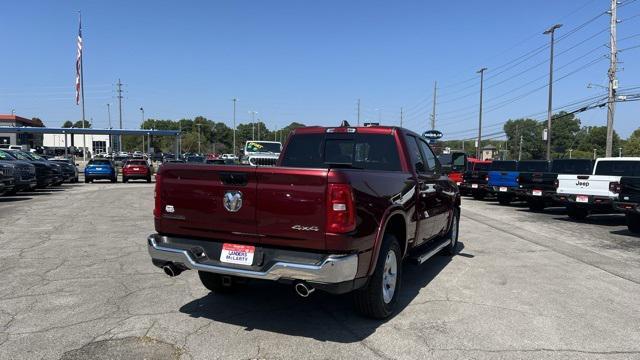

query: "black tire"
left=353, top=234, right=402, bottom=319
left=497, top=194, right=511, bottom=206
left=567, top=206, right=589, bottom=221
left=472, top=192, right=485, bottom=200
left=146, top=175, right=152, bottom=183
left=627, top=213, right=640, bottom=234
left=111, top=176, right=117, bottom=183
left=442, top=208, right=460, bottom=256
left=122, top=177, right=128, bottom=183
left=84, top=178, right=90, bottom=184
left=198, top=272, right=238, bottom=293
left=4, top=189, right=18, bottom=196
left=528, top=200, right=546, bottom=212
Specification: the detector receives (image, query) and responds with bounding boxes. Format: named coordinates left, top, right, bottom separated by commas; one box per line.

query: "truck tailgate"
left=156, top=165, right=259, bottom=244
left=557, top=174, right=617, bottom=197
left=256, top=167, right=328, bottom=250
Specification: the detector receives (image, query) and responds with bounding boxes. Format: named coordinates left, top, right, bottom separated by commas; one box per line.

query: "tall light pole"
left=140, top=107, right=145, bottom=153
left=196, top=123, right=202, bottom=154
left=107, top=103, right=112, bottom=154
left=606, top=0, right=618, bottom=157
left=232, top=98, right=237, bottom=156
left=476, top=67, right=487, bottom=159
left=249, top=111, right=257, bottom=140
left=544, top=23, right=562, bottom=161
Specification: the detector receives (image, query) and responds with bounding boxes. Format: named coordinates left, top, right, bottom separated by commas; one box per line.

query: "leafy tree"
left=576, top=126, right=621, bottom=156
left=503, top=118, right=544, bottom=160
left=62, top=121, right=74, bottom=128
left=550, top=111, right=581, bottom=156
left=623, top=128, right=640, bottom=156
left=73, top=120, right=91, bottom=128
left=31, top=117, right=45, bottom=127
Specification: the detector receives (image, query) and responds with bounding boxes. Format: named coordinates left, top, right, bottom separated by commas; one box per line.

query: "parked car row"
left=447, top=155, right=640, bottom=234
left=0, top=149, right=77, bottom=196
left=84, top=158, right=153, bottom=183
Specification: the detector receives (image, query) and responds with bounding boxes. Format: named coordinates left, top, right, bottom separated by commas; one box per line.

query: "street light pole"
left=232, top=98, right=238, bottom=156
left=476, top=67, right=487, bottom=159
left=140, top=107, right=145, bottom=153
left=196, top=123, right=202, bottom=154
left=544, top=23, right=562, bottom=161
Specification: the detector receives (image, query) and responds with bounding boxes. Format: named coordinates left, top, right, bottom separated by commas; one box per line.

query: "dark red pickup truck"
left=148, top=124, right=460, bottom=318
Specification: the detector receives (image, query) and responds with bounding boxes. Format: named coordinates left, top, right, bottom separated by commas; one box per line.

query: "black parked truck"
left=613, top=176, right=640, bottom=234
left=517, top=159, right=593, bottom=211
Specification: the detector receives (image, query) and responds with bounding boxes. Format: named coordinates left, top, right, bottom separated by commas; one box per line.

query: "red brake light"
left=153, top=173, right=162, bottom=217
left=554, top=179, right=559, bottom=189
left=326, top=183, right=356, bottom=233
left=609, top=181, right=620, bottom=194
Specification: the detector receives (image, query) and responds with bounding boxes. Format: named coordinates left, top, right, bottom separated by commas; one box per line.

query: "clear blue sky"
left=1, top=0, right=639, bottom=139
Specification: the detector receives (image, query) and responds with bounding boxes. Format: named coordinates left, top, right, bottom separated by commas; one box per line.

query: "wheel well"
left=384, top=214, right=407, bottom=256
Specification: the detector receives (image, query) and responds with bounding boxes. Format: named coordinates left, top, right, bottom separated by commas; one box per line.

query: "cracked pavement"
left=0, top=183, right=639, bottom=359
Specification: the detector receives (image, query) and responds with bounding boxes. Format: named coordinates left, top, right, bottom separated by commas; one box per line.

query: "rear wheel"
left=472, top=192, right=485, bottom=200
left=567, top=206, right=589, bottom=221
left=497, top=194, right=512, bottom=205
left=442, top=208, right=460, bottom=255
left=122, top=177, right=128, bottom=183
left=146, top=175, right=152, bottom=183
left=627, top=213, right=640, bottom=234
left=84, top=178, right=90, bottom=184
left=111, top=176, right=117, bottom=183
left=198, top=272, right=238, bottom=293
left=354, top=234, right=402, bottom=319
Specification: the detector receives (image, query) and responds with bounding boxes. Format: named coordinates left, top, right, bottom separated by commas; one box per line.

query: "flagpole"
left=79, top=12, right=87, bottom=162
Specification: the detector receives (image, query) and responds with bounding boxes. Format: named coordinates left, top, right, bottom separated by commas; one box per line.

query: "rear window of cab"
left=281, top=133, right=401, bottom=171
left=595, top=161, right=640, bottom=176
left=89, top=159, right=111, bottom=165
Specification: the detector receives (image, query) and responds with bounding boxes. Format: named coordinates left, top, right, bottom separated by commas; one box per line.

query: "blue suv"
left=84, top=159, right=117, bottom=183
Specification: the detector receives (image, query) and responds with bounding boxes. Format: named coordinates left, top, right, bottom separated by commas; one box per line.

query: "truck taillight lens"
left=484, top=175, right=489, bottom=182
left=153, top=173, right=162, bottom=217
left=609, top=181, right=621, bottom=194
left=554, top=179, right=559, bottom=189
left=326, top=183, right=356, bottom=233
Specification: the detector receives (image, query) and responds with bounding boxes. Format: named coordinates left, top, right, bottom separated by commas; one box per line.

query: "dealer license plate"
left=220, top=243, right=255, bottom=266
left=133, top=167, right=140, bottom=170
left=456, top=182, right=461, bottom=186
left=96, top=167, right=102, bottom=170
left=576, top=195, right=589, bottom=203
left=532, top=190, right=542, bottom=196
left=499, top=187, right=507, bottom=192
left=472, top=184, right=479, bottom=189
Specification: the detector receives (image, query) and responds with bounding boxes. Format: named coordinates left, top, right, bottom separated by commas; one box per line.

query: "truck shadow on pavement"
left=179, top=243, right=464, bottom=342
left=552, top=214, right=626, bottom=227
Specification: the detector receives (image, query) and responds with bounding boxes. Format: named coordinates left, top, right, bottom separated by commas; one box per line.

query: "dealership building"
left=0, top=114, right=43, bottom=148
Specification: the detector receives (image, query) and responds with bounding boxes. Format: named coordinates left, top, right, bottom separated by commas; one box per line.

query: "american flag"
left=75, top=18, right=82, bottom=105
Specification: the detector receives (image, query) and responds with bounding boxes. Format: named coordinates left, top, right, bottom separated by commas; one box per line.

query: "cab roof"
left=293, top=125, right=397, bottom=135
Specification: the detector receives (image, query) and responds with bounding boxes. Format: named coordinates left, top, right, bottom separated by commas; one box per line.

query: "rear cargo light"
left=153, top=173, right=162, bottom=217
left=326, top=183, right=356, bottom=233
left=609, top=181, right=621, bottom=194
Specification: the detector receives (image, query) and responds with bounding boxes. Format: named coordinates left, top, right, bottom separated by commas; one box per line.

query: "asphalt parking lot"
left=1, top=183, right=640, bottom=360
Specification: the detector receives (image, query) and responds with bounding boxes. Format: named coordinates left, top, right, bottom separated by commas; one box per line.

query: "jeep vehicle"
left=148, top=124, right=461, bottom=318
left=84, top=159, right=117, bottom=183
left=554, top=157, right=640, bottom=220
left=1, top=149, right=56, bottom=188
left=241, top=140, right=282, bottom=166
left=487, top=160, right=519, bottom=205
left=0, top=162, right=15, bottom=196
left=50, top=157, right=79, bottom=183
left=122, top=159, right=152, bottom=183
left=519, top=159, right=593, bottom=211
left=460, top=159, right=492, bottom=199
left=613, top=176, right=640, bottom=234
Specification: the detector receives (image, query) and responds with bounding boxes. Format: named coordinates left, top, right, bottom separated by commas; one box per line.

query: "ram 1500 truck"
left=613, top=177, right=640, bottom=234
left=554, top=157, right=640, bottom=220
left=518, top=159, right=593, bottom=211
left=460, top=159, right=492, bottom=199
left=487, top=160, right=519, bottom=205
left=148, top=124, right=461, bottom=318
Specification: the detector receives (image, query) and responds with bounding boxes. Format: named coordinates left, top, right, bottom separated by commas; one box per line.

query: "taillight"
left=484, top=175, right=489, bottom=182
left=554, top=179, right=559, bottom=189
left=153, top=173, right=162, bottom=217
left=609, top=181, right=621, bottom=194
left=326, top=183, right=356, bottom=233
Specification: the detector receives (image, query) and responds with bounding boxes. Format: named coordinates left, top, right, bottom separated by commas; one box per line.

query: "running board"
left=411, top=239, right=451, bottom=264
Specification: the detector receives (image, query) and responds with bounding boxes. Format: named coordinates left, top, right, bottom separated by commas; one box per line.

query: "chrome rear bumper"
left=147, top=234, right=358, bottom=284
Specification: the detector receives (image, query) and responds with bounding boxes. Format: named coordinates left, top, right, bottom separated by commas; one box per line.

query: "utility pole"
left=544, top=23, right=562, bottom=161
left=569, top=149, right=573, bottom=159
left=593, top=148, right=597, bottom=160
left=117, top=79, right=123, bottom=152
left=606, top=0, right=618, bottom=157
left=357, top=99, right=361, bottom=126
left=518, top=135, right=523, bottom=161
left=619, top=147, right=622, bottom=157
left=476, top=68, right=487, bottom=159
left=400, top=107, right=403, bottom=128
left=430, top=81, right=437, bottom=130
left=232, top=98, right=237, bottom=156
left=257, top=118, right=261, bottom=140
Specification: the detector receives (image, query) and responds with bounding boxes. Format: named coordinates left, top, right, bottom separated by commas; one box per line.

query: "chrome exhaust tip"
left=294, top=282, right=315, bottom=298
left=163, top=263, right=182, bottom=277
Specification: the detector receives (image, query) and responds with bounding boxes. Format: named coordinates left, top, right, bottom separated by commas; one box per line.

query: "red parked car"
left=147, top=123, right=461, bottom=318
left=122, top=159, right=152, bottom=183
left=438, top=151, right=467, bottom=186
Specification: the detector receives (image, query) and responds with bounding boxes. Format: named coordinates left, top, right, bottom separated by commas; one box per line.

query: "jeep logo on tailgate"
left=223, top=191, right=243, bottom=212
left=576, top=180, right=590, bottom=187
